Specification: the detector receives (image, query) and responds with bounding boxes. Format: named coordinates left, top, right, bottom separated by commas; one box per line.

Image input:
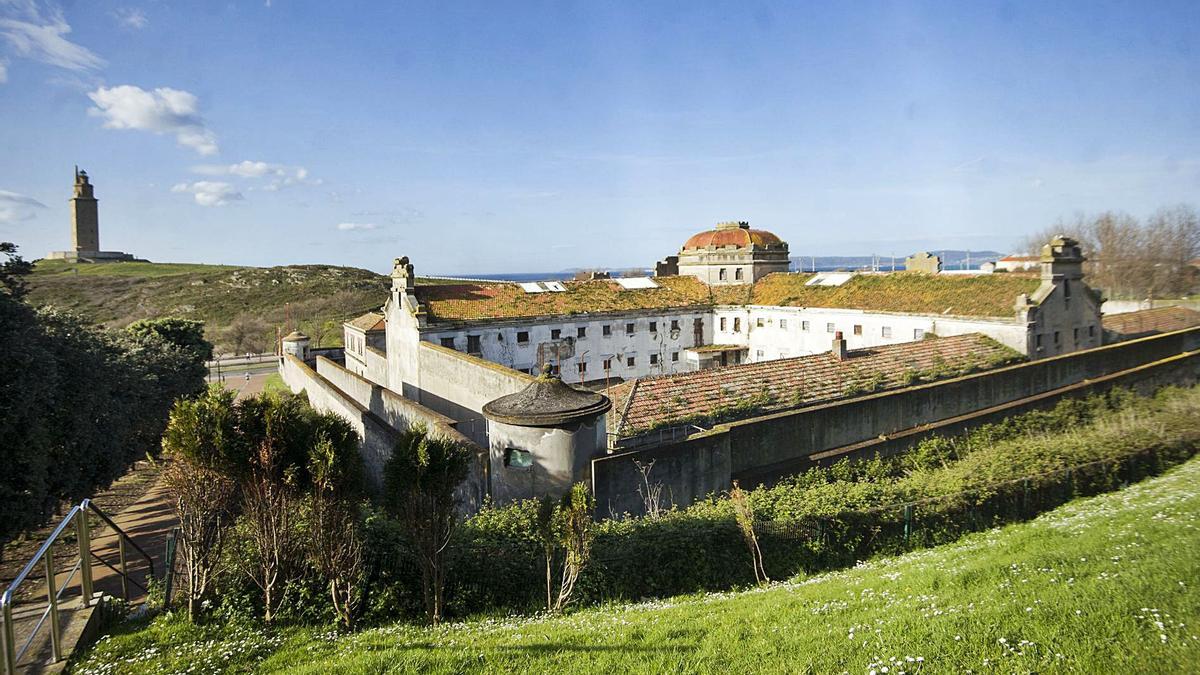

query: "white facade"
left=711, top=306, right=1031, bottom=361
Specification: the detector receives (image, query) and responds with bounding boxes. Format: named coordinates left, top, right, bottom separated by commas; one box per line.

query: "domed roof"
left=483, top=369, right=612, bottom=427
left=682, top=221, right=785, bottom=250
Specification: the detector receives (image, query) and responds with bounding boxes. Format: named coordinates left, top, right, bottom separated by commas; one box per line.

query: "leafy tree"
left=0, top=242, right=33, bottom=299
left=383, top=425, right=471, bottom=624
left=126, top=317, right=214, bottom=362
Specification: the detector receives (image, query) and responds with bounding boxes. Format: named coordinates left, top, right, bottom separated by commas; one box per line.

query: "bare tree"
left=634, top=459, right=666, bottom=518
left=235, top=441, right=303, bottom=623
left=730, top=480, right=769, bottom=585
left=553, top=483, right=594, bottom=612
left=308, top=436, right=365, bottom=629
left=163, top=460, right=236, bottom=621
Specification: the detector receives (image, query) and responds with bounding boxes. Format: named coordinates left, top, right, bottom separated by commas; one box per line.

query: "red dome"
left=682, top=221, right=785, bottom=250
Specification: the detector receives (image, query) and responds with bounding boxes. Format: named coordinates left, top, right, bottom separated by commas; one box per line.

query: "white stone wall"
left=713, top=305, right=1031, bottom=360
left=419, top=310, right=712, bottom=384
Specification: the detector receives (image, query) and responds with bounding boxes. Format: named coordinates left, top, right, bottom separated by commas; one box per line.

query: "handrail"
left=1, top=499, right=155, bottom=674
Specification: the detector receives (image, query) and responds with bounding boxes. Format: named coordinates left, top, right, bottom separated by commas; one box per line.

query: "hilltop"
left=27, top=259, right=391, bottom=355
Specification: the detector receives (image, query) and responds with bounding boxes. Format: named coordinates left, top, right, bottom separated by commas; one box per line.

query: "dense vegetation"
left=72, top=447, right=1200, bottom=673
left=26, top=259, right=391, bottom=354
left=0, top=244, right=211, bottom=548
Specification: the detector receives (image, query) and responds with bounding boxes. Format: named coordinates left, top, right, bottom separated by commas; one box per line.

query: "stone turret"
left=1040, top=235, right=1085, bottom=283
left=482, top=366, right=612, bottom=503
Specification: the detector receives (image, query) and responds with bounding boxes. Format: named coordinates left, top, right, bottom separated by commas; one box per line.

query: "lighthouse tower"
left=47, top=167, right=141, bottom=263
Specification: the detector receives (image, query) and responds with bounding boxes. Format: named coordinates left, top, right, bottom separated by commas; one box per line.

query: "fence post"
left=77, top=511, right=94, bottom=608
left=163, top=528, right=179, bottom=608
left=118, top=537, right=129, bottom=601
left=45, top=555, right=62, bottom=662
left=2, top=594, right=16, bottom=675
left=903, top=504, right=913, bottom=544
left=1022, top=479, right=1030, bottom=515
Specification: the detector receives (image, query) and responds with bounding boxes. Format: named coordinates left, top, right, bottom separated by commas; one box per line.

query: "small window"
left=719, top=268, right=727, bottom=281
left=1089, top=325, right=1095, bottom=338
left=826, top=323, right=835, bottom=333
left=577, top=361, right=587, bottom=375
left=756, top=350, right=765, bottom=359
left=1073, top=327, right=1079, bottom=343
left=735, top=268, right=744, bottom=280
left=1036, top=334, right=1043, bottom=350
left=802, top=320, right=810, bottom=331
left=1054, top=331, right=1061, bottom=345
left=603, top=324, right=612, bottom=337
left=853, top=325, right=862, bottom=336
left=780, top=319, right=787, bottom=330
left=577, top=326, right=587, bottom=339
left=627, top=356, right=636, bottom=367
left=497, top=333, right=504, bottom=342
left=440, top=337, right=455, bottom=349
left=504, top=447, right=533, bottom=469
left=671, top=319, right=680, bottom=331
left=720, top=317, right=727, bottom=331
left=550, top=363, right=561, bottom=376
left=626, top=323, right=636, bottom=335
left=671, top=351, right=679, bottom=362
left=756, top=318, right=765, bottom=328
left=914, top=329, right=925, bottom=340
left=733, top=318, right=741, bottom=332
left=551, top=328, right=561, bottom=340
left=881, top=326, right=892, bottom=338
left=603, top=358, right=612, bottom=370
left=517, top=331, right=529, bottom=344
left=467, top=335, right=481, bottom=353
left=650, top=353, right=659, bottom=365
left=650, top=321, right=658, bottom=333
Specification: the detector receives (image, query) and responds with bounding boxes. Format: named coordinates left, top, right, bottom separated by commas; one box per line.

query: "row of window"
left=717, top=267, right=745, bottom=281
left=438, top=318, right=697, bottom=353
left=1034, top=325, right=1096, bottom=351
left=525, top=351, right=682, bottom=377
left=718, top=317, right=922, bottom=340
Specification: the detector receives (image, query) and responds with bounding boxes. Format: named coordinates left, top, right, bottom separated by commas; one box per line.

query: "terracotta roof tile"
left=346, top=311, right=385, bottom=332
left=1103, top=306, right=1200, bottom=339
left=607, top=333, right=1022, bottom=438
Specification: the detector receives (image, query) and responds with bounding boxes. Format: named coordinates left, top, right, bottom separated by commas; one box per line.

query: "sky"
left=0, top=1, right=1198, bottom=275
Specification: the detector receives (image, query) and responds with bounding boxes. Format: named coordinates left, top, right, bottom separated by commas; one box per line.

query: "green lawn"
left=72, top=453, right=1200, bottom=674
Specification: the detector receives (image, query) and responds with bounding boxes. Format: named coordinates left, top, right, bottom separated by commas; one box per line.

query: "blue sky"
left=1, top=1, right=1197, bottom=274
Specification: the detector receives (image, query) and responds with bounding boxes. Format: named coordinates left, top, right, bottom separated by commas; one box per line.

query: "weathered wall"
left=592, top=428, right=732, bottom=517
left=279, top=355, right=400, bottom=487
left=592, top=326, right=1200, bottom=516
left=413, top=342, right=535, bottom=448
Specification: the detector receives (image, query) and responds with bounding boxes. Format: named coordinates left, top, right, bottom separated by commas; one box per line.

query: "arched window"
left=734, top=268, right=743, bottom=280
left=719, top=268, right=727, bottom=281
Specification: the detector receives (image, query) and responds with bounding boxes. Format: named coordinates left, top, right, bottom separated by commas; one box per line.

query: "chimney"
left=832, top=331, right=847, bottom=360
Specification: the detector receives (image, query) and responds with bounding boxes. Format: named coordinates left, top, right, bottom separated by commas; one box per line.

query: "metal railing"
left=1, top=499, right=154, bottom=674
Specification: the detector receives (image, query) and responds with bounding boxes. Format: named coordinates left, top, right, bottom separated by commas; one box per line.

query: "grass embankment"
left=73, top=454, right=1200, bottom=673
left=27, top=260, right=390, bottom=354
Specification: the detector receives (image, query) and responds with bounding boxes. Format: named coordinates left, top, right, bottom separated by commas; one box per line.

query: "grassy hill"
left=27, top=259, right=392, bottom=355
left=72, top=453, right=1200, bottom=673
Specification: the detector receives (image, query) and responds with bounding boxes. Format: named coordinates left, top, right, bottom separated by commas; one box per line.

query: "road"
left=206, top=358, right=279, bottom=400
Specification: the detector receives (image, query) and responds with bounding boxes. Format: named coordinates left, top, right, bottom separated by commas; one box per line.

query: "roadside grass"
left=262, top=373, right=289, bottom=395
left=72, top=453, right=1200, bottom=674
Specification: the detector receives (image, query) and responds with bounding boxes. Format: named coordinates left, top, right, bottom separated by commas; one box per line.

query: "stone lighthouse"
left=71, top=167, right=100, bottom=252
left=47, top=168, right=140, bottom=263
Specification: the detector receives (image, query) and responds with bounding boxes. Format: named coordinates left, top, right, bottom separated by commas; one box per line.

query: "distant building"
left=675, top=221, right=790, bottom=285
left=995, top=255, right=1040, bottom=272
left=46, top=168, right=142, bottom=263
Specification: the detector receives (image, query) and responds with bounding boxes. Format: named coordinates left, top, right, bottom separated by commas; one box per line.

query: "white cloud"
left=0, top=189, right=47, bottom=223
left=171, top=181, right=243, bottom=207
left=192, top=160, right=319, bottom=190
left=0, top=3, right=104, bottom=72
left=88, top=85, right=219, bottom=155
left=336, top=222, right=378, bottom=231
left=0, top=58, right=7, bottom=83
left=113, top=7, right=148, bottom=30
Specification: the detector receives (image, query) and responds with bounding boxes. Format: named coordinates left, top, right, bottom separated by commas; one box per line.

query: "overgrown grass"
left=72, top=453, right=1200, bottom=673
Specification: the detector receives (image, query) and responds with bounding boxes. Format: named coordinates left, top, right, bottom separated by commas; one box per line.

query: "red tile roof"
left=683, top=227, right=784, bottom=249
left=606, top=333, right=1022, bottom=438
left=346, top=311, right=385, bottom=332
left=1102, top=306, right=1200, bottom=340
